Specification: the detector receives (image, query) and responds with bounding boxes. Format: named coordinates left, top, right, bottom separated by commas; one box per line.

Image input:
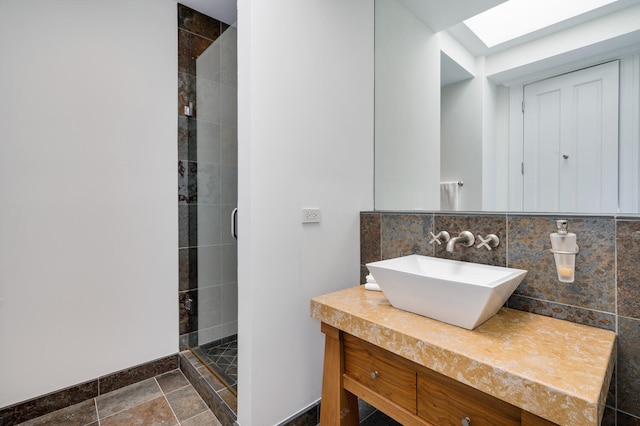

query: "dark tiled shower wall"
left=178, top=4, right=238, bottom=349
left=360, top=212, right=640, bottom=425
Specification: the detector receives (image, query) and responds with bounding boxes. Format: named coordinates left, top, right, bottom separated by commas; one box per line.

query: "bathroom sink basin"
left=366, top=255, right=527, bottom=329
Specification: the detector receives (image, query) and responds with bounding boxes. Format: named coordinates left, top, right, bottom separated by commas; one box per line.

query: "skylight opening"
left=464, top=0, right=618, bottom=48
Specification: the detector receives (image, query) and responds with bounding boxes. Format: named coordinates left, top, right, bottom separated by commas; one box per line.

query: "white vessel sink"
left=366, top=255, right=527, bottom=330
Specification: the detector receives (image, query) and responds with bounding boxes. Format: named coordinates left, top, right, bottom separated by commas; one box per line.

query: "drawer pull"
left=370, top=370, right=379, bottom=379
left=461, top=417, right=471, bottom=426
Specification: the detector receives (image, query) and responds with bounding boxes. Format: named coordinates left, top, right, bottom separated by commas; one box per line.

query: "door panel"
left=523, top=61, right=619, bottom=212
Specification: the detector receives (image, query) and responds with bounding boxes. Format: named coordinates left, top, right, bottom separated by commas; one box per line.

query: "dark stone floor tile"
left=165, top=386, right=208, bottom=421
left=100, top=397, right=178, bottom=426
left=0, top=380, right=98, bottom=425
left=156, top=370, right=189, bottom=394
left=95, top=379, right=162, bottom=419
left=18, top=399, right=97, bottom=426
left=181, top=410, right=222, bottom=426
left=359, top=409, right=401, bottom=426
left=358, top=399, right=376, bottom=422
left=218, top=388, right=237, bottom=413
left=616, top=411, right=640, bottom=425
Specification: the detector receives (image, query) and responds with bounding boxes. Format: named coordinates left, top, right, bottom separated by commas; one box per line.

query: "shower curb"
left=179, top=350, right=237, bottom=426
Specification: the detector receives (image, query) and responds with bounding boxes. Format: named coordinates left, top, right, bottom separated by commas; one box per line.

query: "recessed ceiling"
left=449, top=0, right=640, bottom=56
left=465, top=0, right=618, bottom=48
left=397, top=0, right=507, bottom=32
left=179, top=0, right=236, bottom=25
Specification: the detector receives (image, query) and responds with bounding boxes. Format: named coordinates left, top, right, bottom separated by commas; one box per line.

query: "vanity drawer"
left=343, top=334, right=417, bottom=413
left=417, top=368, right=521, bottom=426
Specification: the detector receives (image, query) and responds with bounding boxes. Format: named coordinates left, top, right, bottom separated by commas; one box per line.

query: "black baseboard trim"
left=0, top=354, right=178, bottom=426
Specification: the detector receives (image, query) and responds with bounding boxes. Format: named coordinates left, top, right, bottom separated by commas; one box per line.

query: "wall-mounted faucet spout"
left=446, top=231, right=475, bottom=253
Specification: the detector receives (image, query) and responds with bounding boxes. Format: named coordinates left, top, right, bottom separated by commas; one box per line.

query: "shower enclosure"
left=177, top=3, right=238, bottom=411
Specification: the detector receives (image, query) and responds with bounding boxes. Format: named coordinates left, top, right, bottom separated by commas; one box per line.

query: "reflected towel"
left=440, top=181, right=459, bottom=211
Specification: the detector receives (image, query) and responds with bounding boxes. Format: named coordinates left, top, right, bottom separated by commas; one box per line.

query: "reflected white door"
left=523, top=61, right=619, bottom=212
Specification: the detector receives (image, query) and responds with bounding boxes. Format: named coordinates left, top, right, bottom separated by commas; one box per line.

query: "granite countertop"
left=310, top=285, right=616, bottom=426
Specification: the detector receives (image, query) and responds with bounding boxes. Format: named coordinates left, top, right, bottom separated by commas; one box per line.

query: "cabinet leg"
left=320, top=323, right=359, bottom=426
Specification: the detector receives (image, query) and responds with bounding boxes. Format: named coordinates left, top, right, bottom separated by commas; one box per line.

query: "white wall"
left=375, top=0, right=440, bottom=210
left=237, top=0, right=374, bottom=424
left=0, top=0, right=178, bottom=408
left=441, top=78, right=483, bottom=211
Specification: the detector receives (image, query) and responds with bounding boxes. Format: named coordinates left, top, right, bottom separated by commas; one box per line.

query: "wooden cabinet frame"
left=319, top=323, right=557, bottom=426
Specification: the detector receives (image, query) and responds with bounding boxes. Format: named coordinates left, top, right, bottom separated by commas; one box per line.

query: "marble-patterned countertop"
left=310, top=285, right=616, bottom=426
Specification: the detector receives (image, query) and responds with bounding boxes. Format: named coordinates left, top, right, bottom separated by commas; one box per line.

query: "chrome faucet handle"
left=476, top=234, right=499, bottom=251
left=429, top=231, right=450, bottom=245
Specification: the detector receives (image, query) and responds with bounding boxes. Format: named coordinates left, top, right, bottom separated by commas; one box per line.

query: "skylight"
left=464, top=0, right=618, bottom=48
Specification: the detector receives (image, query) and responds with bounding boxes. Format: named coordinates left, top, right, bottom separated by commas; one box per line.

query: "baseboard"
left=0, top=354, right=178, bottom=426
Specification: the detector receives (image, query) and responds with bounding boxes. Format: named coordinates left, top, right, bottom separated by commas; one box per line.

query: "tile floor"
left=192, top=337, right=238, bottom=393
left=17, top=370, right=222, bottom=426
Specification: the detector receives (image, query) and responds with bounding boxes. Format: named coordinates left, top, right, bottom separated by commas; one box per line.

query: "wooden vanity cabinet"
left=417, top=366, right=521, bottom=426
left=321, top=323, right=559, bottom=426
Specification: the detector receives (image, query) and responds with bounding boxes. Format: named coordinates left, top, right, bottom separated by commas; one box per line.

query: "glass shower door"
left=178, top=4, right=238, bottom=401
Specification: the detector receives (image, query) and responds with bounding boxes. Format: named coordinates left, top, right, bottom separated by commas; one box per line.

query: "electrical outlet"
left=302, top=208, right=321, bottom=223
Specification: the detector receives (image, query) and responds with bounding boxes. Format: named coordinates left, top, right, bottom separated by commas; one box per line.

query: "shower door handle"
left=231, top=208, right=238, bottom=239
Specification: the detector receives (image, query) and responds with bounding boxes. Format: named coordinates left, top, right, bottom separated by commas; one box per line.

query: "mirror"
left=375, top=0, right=640, bottom=213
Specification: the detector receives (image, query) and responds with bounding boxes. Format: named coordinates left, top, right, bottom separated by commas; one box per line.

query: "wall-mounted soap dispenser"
left=550, top=220, right=579, bottom=283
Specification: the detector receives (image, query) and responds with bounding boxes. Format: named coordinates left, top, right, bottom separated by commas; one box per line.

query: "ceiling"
left=397, top=0, right=507, bottom=33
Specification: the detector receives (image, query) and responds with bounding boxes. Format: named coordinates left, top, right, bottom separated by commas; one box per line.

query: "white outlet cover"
left=302, top=208, right=321, bottom=223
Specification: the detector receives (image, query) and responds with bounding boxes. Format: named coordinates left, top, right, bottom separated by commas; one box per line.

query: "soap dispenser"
left=550, top=220, right=579, bottom=283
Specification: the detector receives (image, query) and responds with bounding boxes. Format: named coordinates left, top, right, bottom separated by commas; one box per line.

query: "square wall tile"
left=196, top=41, right=221, bottom=83
left=221, top=243, right=237, bottom=284
left=196, top=204, right=222, bottom=246
left=178, top=4, right=222, bottom=40
left=220, top=125, right=237, bottom=165
left=617, top=220, right=640, bottom=319
left=220, top=44, right=237, bottom=87
left=197, top=245, right=221, bottom=288
left=196, top=79, right=220, bottom=125
left=178, top=72, right=196, bottom=118
left=220, top=84, right=237, bottom=127
left=220, top=165, right=237, bottom=204
left=380, top=213, right=433, bottom=260
left=178, top=29, right=213, bottom=76
left=197, top=286, right=223, bottom=330
left=195, top=121, right=221, bottom=164
left=433, top=214, right=506, bottom=266
left=179, top=248, right=198, bottom=292
left=508, top=216, right=615, bottom=312
left=221, top=282, right=238, bottom=324
left=360, top=213, right=381, bottom=265
left=198, top=325, right=223, bottom=347
left=508, top=295, right=616, bottom=331
left=196, top=163, right=221, bottom=205
left=618, top=316, right=640, bottom=417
